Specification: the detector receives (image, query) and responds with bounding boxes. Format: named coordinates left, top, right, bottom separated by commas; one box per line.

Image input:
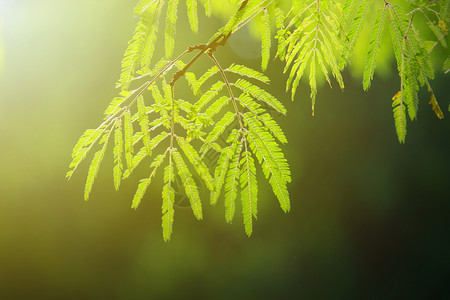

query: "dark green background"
left=0, top=0, right=449, bottom=299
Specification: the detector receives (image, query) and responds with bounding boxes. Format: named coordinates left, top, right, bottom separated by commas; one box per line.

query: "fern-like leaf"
left=226, top=64, right=270, bottom=83
left=440, top=0, right=449, bottom=22
left=186, top=0, right=199, bottom=33
left=275, top=7, right=287, bottom=61
left=363, top=6, right=387, bottom=91
left=211, top=130, right=240, bottom=206
left=165, top=0, right=179, bottom=58
left=195, top=81, right=225, bottom=111
left=137, top=97, right=152, bottom=156
left=288, top=43, right=313, bottom=100
left=234, top=78, right=286, bottom=115
left=203, top=0, right=212, bottom=17
left=123, top=131, right=169, bottom=179
left=113, top=120, right=124, bottom=191
left=225, top=140, right=243, bottom=223
left=67, top=125, right=108, bottom=179
left=201, top=111, right=235, bottom=152
left=237, top=93, right=287, bottom=144
left=193, top=66, right=219, bottom=95
left=240, top=143, right=258, bottom=237
left=444, top=56, right=450, bottom=73
left=104, top=91, right=132, bottom=118
left=339, top=0, right=373, bottom=69
left=85, top=130, right=112, bottom=200
left=134, top=0, right=158, bottom=15
left=117, top=6, right=161, bottom=90
left=140, top=4, right=163, bottom=74
left=124, top=110, right=134, bottom=169
left=243, top=113, right=291, bottom=212
left=427, top=20, right=447, bottom=48
left=132, top=152, right=167, bottom=209
left=176, top=136, right=214, bottom=191
left=282, top=2, right=344, bottom=109
left=162, top=154, right=175, bottom=241
left=392, top=91, right=407, bottom=143
left=173, top=149, right=203, bottom=219
left=261, top=9, right=271, bottom=71
left=204, top=96, right=230, bottom=119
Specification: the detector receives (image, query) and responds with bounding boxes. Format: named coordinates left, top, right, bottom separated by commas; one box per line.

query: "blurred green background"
left=0, top=0, right=449, bottom=299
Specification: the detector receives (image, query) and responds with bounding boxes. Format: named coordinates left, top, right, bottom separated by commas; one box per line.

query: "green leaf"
left=123, top=131, right=169, bottom=179
left=194, top=66, right=219, bottom=95
left=173, top=150, right=203, bottom=219
left=225, top=140, right=243, bottom=223
left=140, top=4, right=163, bottom=74
left=388, top=7, right=405, bottom=73
left=124, top=110, right=134, bottom=169
left=260, top=111, right=288, bottom=143
left=210, top=130, right=240, bottom=206
left=427, top=20, right=447, bottom=48
left=288, top=42, right=313, bottom=100
left=204, top=0, right=212, bottom=17
left=234, top=78, right=286, bottom=115
left=186, top=0, right=199, bottom=33
left=151, top=84, right=166, bottom=106
left=403, top=57, right=419, bottom=121
left=134, top=0, right=158, bottom=15
left=84, top=130, right=112, bottom=200
left=363, top=6, right=387, bottom=91
left=440, top=0, right=449, bottom=21
left=176, top=136, right=215, bottom=191
left=342, top=0, right=357, bottom=20
left=226, top=64, right=270, bottom=83
left=243, top=113, right=291, bottom=212
left=316, top=26, right=344, bottom=90
left=113, top=120, right=124, bottom=191
left=185, top=72, right=198, bottom=94
left=117, top=5, right=160, bottom=90
left=104, top=91, right=131, bottom=117
left=392, top=91, right=407, bottom=143
left=162, top=154, right=175, bottom=241
left=70, top=129, right=101, bottom=163
left=202, top=111, right=235, bottom=151
left=444, top=56, right=450, bottom=73
left=204, top=96, right=230, bottom=119
left=67, top=125, right=108, bottom=179
left=221, top=0, right=259, bottom=34
left=132, top=152, right=167, bottom=209
left=237, top=93, right=287, bottom=144
left=284, top=16, right=314, bottom=71
left=261, top=9, right=271, bottom=71
left=275, top=7, right=286, bottom=61
left=195, top=81, right=225, bottom=111
left=138, top=97, right=152, bottom=156
left=339, top=0, right=372, bottom=69
left=165, top=0, right=178, bottom=58
left=240, top=144, right=258, bottom=237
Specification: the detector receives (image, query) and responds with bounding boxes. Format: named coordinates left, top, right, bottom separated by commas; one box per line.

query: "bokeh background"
left=0, top=0, right=449, bottom=299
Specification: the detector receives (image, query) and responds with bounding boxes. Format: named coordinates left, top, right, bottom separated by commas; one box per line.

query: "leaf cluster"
left=68, top=0, right=448, bottom=240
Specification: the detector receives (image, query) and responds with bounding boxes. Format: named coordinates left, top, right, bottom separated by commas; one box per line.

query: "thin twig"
left=207, top=52, right=245, bottom=134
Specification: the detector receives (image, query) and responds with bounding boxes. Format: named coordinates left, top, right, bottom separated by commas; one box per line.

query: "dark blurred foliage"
left=0, top=1, right=448, bottom=299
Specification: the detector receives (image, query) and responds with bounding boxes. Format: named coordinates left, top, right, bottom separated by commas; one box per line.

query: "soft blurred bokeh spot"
left=0, top=0, right=449, bottom=299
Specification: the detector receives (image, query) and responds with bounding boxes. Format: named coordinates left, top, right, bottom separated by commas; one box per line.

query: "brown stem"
left=170, top=33, right=228, bottom=87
